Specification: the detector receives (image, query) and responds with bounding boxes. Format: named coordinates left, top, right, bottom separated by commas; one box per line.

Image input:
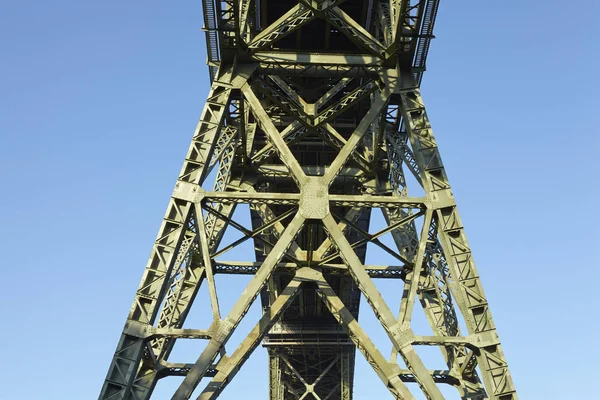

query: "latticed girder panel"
left=99, top=1, right=517, bottom=400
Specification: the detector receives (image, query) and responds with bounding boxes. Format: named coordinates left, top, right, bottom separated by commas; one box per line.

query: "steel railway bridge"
left=99, top=1, right=518, bottom=399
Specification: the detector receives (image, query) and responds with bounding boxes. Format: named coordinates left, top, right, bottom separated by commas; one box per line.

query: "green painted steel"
left=99, top=1, right=518, bottom=399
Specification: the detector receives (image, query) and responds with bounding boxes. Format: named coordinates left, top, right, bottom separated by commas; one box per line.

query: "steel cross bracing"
left=100, top=1, right=518, bottom=399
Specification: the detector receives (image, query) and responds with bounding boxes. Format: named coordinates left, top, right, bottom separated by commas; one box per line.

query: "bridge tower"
left=100, top=1, right=518, bottom=399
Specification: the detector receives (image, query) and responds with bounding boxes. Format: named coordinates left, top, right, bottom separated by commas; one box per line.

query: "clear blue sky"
left=1, top=1, right=598, bottom=399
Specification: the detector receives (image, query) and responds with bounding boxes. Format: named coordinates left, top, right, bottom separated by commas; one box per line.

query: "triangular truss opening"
left=256, top=6, right=365, bottom=54
left=152, top=376, right=185, bottom=399
left=211, top=203, right=256, bottom=261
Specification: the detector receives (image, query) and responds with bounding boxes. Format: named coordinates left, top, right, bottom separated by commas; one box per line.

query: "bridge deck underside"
left=246, top=1, right=425, bottom=398
left=252, top=190, right=369, bottom=399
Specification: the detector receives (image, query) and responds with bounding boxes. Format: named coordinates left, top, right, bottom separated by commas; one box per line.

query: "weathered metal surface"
left=99, top=1, right=517, bottom=399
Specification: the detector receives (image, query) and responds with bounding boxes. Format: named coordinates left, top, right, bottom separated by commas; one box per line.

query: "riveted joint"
left=212, top=319, right=235, bottom=344
left=299, top=177, right=329, bottom=219
left=474, top=331, right=501, bottom=348
left=173, top=181, right=204, bottom=203
left=390, top=323, right=414, bottom=348
left=123, top=320, right=154, bottom=339
left=217, top=355, right=235, bottom=376
left=381, top=362, right=402, bottom=379
left=429, top=189, right=455, bottom=209
left=296, top=267, right=323, bottom=281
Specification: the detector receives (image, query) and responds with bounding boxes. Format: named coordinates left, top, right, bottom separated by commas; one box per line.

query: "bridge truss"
left=99, top=1, right=518, bottom=399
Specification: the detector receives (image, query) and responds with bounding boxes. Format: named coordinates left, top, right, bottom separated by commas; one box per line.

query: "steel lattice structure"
left=100, top=1, right=518, bottom=399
